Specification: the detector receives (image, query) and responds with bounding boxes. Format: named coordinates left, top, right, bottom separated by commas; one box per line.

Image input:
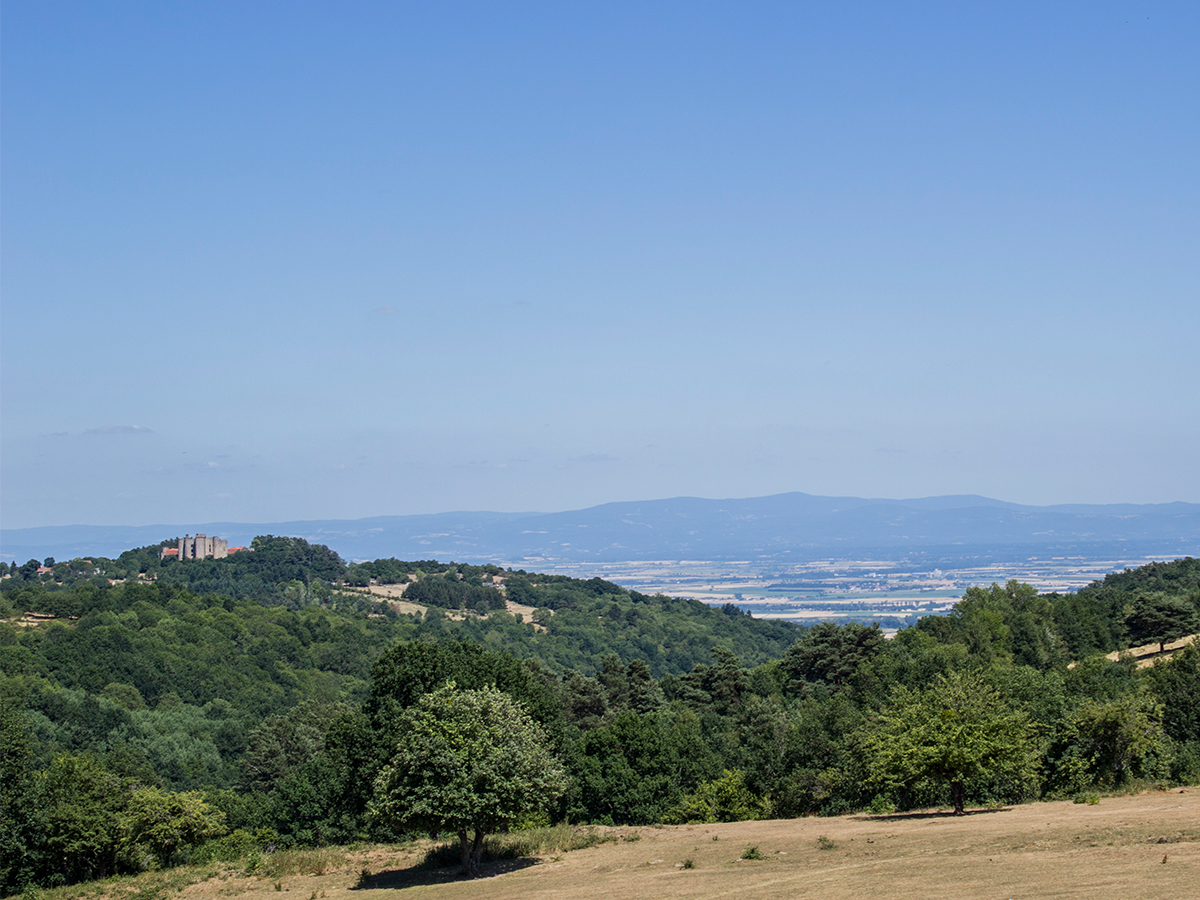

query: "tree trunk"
left=458, top=827, right=486, bottom=877
left=458, top=828, right=471, bottom=876
left=470, top=828, right=486, bottom=876
left=951, top=780, right=965, bottom=815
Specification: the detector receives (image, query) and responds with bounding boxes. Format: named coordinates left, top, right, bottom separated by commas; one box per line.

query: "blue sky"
left=3, top=1, right=1198, bottom=528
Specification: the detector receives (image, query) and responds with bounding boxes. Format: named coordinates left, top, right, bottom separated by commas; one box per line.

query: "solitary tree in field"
left=863, top=670, right=1033, bottom=815
left=368, top=683, right=566, bottom=877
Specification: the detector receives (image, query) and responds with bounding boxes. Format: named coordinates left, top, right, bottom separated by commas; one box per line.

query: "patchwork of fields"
left=510, top=555, right=1172, bottom=628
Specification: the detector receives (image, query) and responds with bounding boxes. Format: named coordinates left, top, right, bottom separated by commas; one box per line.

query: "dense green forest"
left=2, top=541, right=1198, bottom=892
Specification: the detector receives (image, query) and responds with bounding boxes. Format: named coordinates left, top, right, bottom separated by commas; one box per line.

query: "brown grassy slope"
left=155, top=790, right=1200, bottom=900
left=1111, top=633, right=1198, bottom=668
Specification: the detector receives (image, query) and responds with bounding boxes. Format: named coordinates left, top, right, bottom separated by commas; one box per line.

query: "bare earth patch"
left=338, top=585, right=427, bottom=617
left=11, top=612, right=76, bottom=628
left=381, top=599, right=428, bottom=617
left=359, top=584, right=412, bottom=600
left=504, top=598, right=540, bottom=619
left=335, top=586, right=548, bottom=626
left=504, top=599, right=547, bottom=631
left=78, top=790, right=1198, bottom=900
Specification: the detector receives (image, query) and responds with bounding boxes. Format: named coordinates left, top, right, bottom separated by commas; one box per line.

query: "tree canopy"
left=863, top=670, right=1035, bottom=814
left=368, top=683, right=567, bottom=876
left=1124, top=593, right=1200, bottom=654
left=780, top=621, right=885, bottom=693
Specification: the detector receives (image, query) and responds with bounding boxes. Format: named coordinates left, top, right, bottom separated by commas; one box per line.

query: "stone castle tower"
left=178, top=534, right=229, bottom=560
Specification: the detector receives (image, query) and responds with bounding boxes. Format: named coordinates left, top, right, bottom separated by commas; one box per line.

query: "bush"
left=1168, top=741, right=1200, bottom=784
left=866, top=795, right=897, bottom=815
left=190, top=828, right=278, bottom=864
left=665, top=770, right=770, bottom=824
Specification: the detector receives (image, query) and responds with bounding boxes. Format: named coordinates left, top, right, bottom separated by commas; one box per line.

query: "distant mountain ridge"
left=4, top=492, right=1198, bottom=565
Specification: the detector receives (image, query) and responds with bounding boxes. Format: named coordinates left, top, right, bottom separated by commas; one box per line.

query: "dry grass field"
left=48, top=789, right=1199, bottom=900
left=1104, top=633, right=1198, bottom=668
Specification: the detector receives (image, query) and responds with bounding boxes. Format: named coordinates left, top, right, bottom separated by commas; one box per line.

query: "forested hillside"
left=2, top=542, right=1198, bottom=893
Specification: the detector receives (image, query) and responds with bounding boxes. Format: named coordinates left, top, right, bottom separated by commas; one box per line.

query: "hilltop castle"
left=175, top=534, right=228, bottom=560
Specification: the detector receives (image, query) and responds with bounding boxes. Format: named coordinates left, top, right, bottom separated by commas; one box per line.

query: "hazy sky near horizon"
left=3, top=1, right=1198, bottom=528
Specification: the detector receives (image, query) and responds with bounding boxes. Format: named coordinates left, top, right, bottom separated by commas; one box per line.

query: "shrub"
left=665, top=770, right=771, bottom=824
left=190, top=828, right=277, bottom=864
left=866, top=795, right=897, bottom=815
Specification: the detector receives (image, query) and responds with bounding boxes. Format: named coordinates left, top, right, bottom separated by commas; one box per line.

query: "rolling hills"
left=5, top=492, right=1198, bottom=564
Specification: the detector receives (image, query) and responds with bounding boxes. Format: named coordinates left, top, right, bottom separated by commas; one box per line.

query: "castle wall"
left=178, top=533, right=229, bottom=560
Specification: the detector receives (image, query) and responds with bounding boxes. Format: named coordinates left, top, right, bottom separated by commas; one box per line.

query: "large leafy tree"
left=1045, top=694, right=1169, bottom=794
left=368, top=683, right=566, bottom=877
left=343, top=641, right=566, bottom=832
left=121, top=787, right=226, bottom=868
left=863, top=670, right=1034, bottom=815
left=939, top=581, right=1062, bottom=668
left=1146, top=641, right=1200, bottom=743
left=570, top=707, right=717, bottom=825
left=37, top=754, right=132, bottom=883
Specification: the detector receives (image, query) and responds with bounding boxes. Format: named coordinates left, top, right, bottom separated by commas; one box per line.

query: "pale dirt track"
left=171, top=790, right=1199, bottom=900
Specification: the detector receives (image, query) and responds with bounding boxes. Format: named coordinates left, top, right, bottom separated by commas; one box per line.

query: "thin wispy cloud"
left=84, top=425, right=154, bottom=435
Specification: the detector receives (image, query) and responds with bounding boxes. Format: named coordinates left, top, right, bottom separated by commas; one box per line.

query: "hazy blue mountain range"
left=4, top=493, right=1199, bottom=566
